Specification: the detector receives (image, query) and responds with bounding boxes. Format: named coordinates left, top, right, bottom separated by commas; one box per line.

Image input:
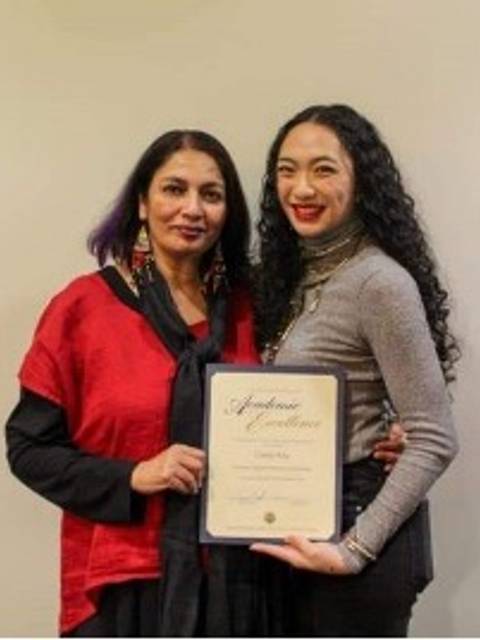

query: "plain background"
left=1, top=0, right=479, bottom=636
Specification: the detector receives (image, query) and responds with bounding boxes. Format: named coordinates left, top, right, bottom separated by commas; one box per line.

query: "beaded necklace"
left=264, top=219, right=366, bottom=364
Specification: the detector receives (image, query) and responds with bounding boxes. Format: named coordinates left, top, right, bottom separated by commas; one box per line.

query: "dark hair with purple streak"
left=88, top=130, right=251, bottom=285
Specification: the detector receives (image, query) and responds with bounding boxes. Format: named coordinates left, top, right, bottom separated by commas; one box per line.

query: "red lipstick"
left=291, top=204, right=325, bottom=222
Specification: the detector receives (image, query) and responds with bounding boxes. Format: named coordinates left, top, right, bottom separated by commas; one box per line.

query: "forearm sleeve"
left=339, top=268, right=458, bottom=563
left=5, top=388, right=145, bottom=523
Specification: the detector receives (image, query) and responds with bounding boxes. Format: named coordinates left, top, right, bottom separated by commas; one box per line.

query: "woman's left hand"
left=250, top=535, right=353, bottom=574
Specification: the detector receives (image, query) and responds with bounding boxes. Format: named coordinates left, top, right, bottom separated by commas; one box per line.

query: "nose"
left=181, top=190, right=203, bottom=219
left=292, top=172, right=316, bottom=200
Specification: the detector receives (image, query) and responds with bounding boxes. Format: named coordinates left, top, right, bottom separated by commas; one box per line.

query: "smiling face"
left=139, top=148, right=227, bottom=267
left=276, top=122, right=355, bottom=239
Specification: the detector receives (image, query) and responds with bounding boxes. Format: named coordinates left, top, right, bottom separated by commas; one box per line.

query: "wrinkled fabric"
left=136, top=262, right=286, bottom=636
left=14, top=267, right=262, bottom=634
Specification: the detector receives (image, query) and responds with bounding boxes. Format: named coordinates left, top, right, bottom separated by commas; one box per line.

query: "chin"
left=174, top=238, right=208, bottom=253
left=292, top=223, right=329, bottom=239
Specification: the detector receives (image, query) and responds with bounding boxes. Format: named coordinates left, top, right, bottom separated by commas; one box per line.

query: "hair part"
left=88, top=129, right=251, bottom=286
left=255, top=104, right=459, bottom=381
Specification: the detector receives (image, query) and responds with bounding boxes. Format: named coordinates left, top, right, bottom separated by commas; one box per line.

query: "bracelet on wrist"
left=343, top=533, right=377, bottom=563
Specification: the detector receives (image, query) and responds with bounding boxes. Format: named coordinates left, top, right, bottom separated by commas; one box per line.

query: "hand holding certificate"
left=200, top=364, right=345, bottom=544
left=250, top=534, right=352, bottom=575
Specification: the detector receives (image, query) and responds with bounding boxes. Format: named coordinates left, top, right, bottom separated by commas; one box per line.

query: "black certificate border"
left=199, top=363, right=345, bottom=546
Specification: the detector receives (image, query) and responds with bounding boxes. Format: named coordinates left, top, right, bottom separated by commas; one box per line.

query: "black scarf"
left=135, top=261, right=289, bottom=637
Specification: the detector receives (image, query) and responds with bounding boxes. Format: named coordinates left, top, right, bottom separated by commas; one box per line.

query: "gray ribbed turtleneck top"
left=272, top=237, right=458, bottom=569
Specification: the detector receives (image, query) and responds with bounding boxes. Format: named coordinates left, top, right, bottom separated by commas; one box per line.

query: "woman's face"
left=140, top=148, right=227, bottom=265
left=276, top=122, right=355, bottom=239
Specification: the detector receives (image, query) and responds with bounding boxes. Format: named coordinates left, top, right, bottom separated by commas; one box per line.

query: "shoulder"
left=352, top=245, right=421, bottom=305
left=48, top=271, right=109, bottom=306
left=350, top=246, right=428, bottom=336
left=19, top=272, right=111, bottom=402
left=33, top=271, right=112, bottom=337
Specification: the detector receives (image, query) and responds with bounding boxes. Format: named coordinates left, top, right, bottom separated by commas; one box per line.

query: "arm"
left=6, top=389, right=206, bottom=521
left=6, top=388, right=145, bottom=523
left=252, top=265, right=458, bottom=573
left=336, top=266, right=458, bottom=569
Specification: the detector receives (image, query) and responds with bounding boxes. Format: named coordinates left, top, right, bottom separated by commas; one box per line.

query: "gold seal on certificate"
left=200, top=364, right=345, bottom=544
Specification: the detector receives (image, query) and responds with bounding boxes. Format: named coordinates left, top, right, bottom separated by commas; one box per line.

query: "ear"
left=138, top=197, right=147, bottom=222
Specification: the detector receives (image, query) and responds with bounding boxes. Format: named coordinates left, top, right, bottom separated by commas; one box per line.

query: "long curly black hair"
left=255, top=104, right=459, bottom=382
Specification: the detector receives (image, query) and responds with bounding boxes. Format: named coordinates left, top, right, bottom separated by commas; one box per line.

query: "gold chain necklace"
left=304, top=253, right=353, bottom=313
left=302, top=228, right=363, bottom=259
left=264, top=239, right=363, bottom=364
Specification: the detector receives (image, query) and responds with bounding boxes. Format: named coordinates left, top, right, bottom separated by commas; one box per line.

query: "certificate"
left=200, top=364, right=345, bottom=544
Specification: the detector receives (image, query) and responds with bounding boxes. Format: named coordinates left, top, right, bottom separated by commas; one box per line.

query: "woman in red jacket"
left=6, top=129, right=291, bottom=637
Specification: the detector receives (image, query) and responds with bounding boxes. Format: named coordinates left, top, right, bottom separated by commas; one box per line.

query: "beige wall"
left=1, top=0, right=479, bottom=635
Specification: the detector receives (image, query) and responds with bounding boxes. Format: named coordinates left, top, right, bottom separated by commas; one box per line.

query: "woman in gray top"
left=251, top=105, right=459, bottom=636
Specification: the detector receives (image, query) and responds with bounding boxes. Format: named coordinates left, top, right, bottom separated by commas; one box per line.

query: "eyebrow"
left=277, top=155, right=339, bottom=165
left=160, top=176, right=225, bottom=189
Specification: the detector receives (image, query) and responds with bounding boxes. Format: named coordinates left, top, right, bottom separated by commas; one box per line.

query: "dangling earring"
left=132, top=223, right=152, bottom=271
left=203, top=242, right=228, bottom=295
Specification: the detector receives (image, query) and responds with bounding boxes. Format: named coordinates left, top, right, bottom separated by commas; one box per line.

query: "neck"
left=152, top=250, right=208, bottom=324
left=299, top=215, right=367, bottom=286
left=300, top=215, right=365, bottom=256
left=153, top=251, right=202, bottom=291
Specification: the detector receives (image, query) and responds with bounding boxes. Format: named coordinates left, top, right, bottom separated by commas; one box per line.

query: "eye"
left=314, top=164, right=336, bottom=176
left=276, top=164, right=295, bottom=177
left=163, top=183, right=184, bottom=196
left=203, top=189, right=224, bottom=204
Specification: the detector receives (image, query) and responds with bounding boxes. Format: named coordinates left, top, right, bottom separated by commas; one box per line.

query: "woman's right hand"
left=373, top=422, right=407, bottom=472
left=130, top=444, right=205, bottom=495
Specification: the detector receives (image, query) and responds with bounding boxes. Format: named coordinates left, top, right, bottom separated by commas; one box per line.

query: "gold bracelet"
left=343, top=534, right=377, bottom=562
